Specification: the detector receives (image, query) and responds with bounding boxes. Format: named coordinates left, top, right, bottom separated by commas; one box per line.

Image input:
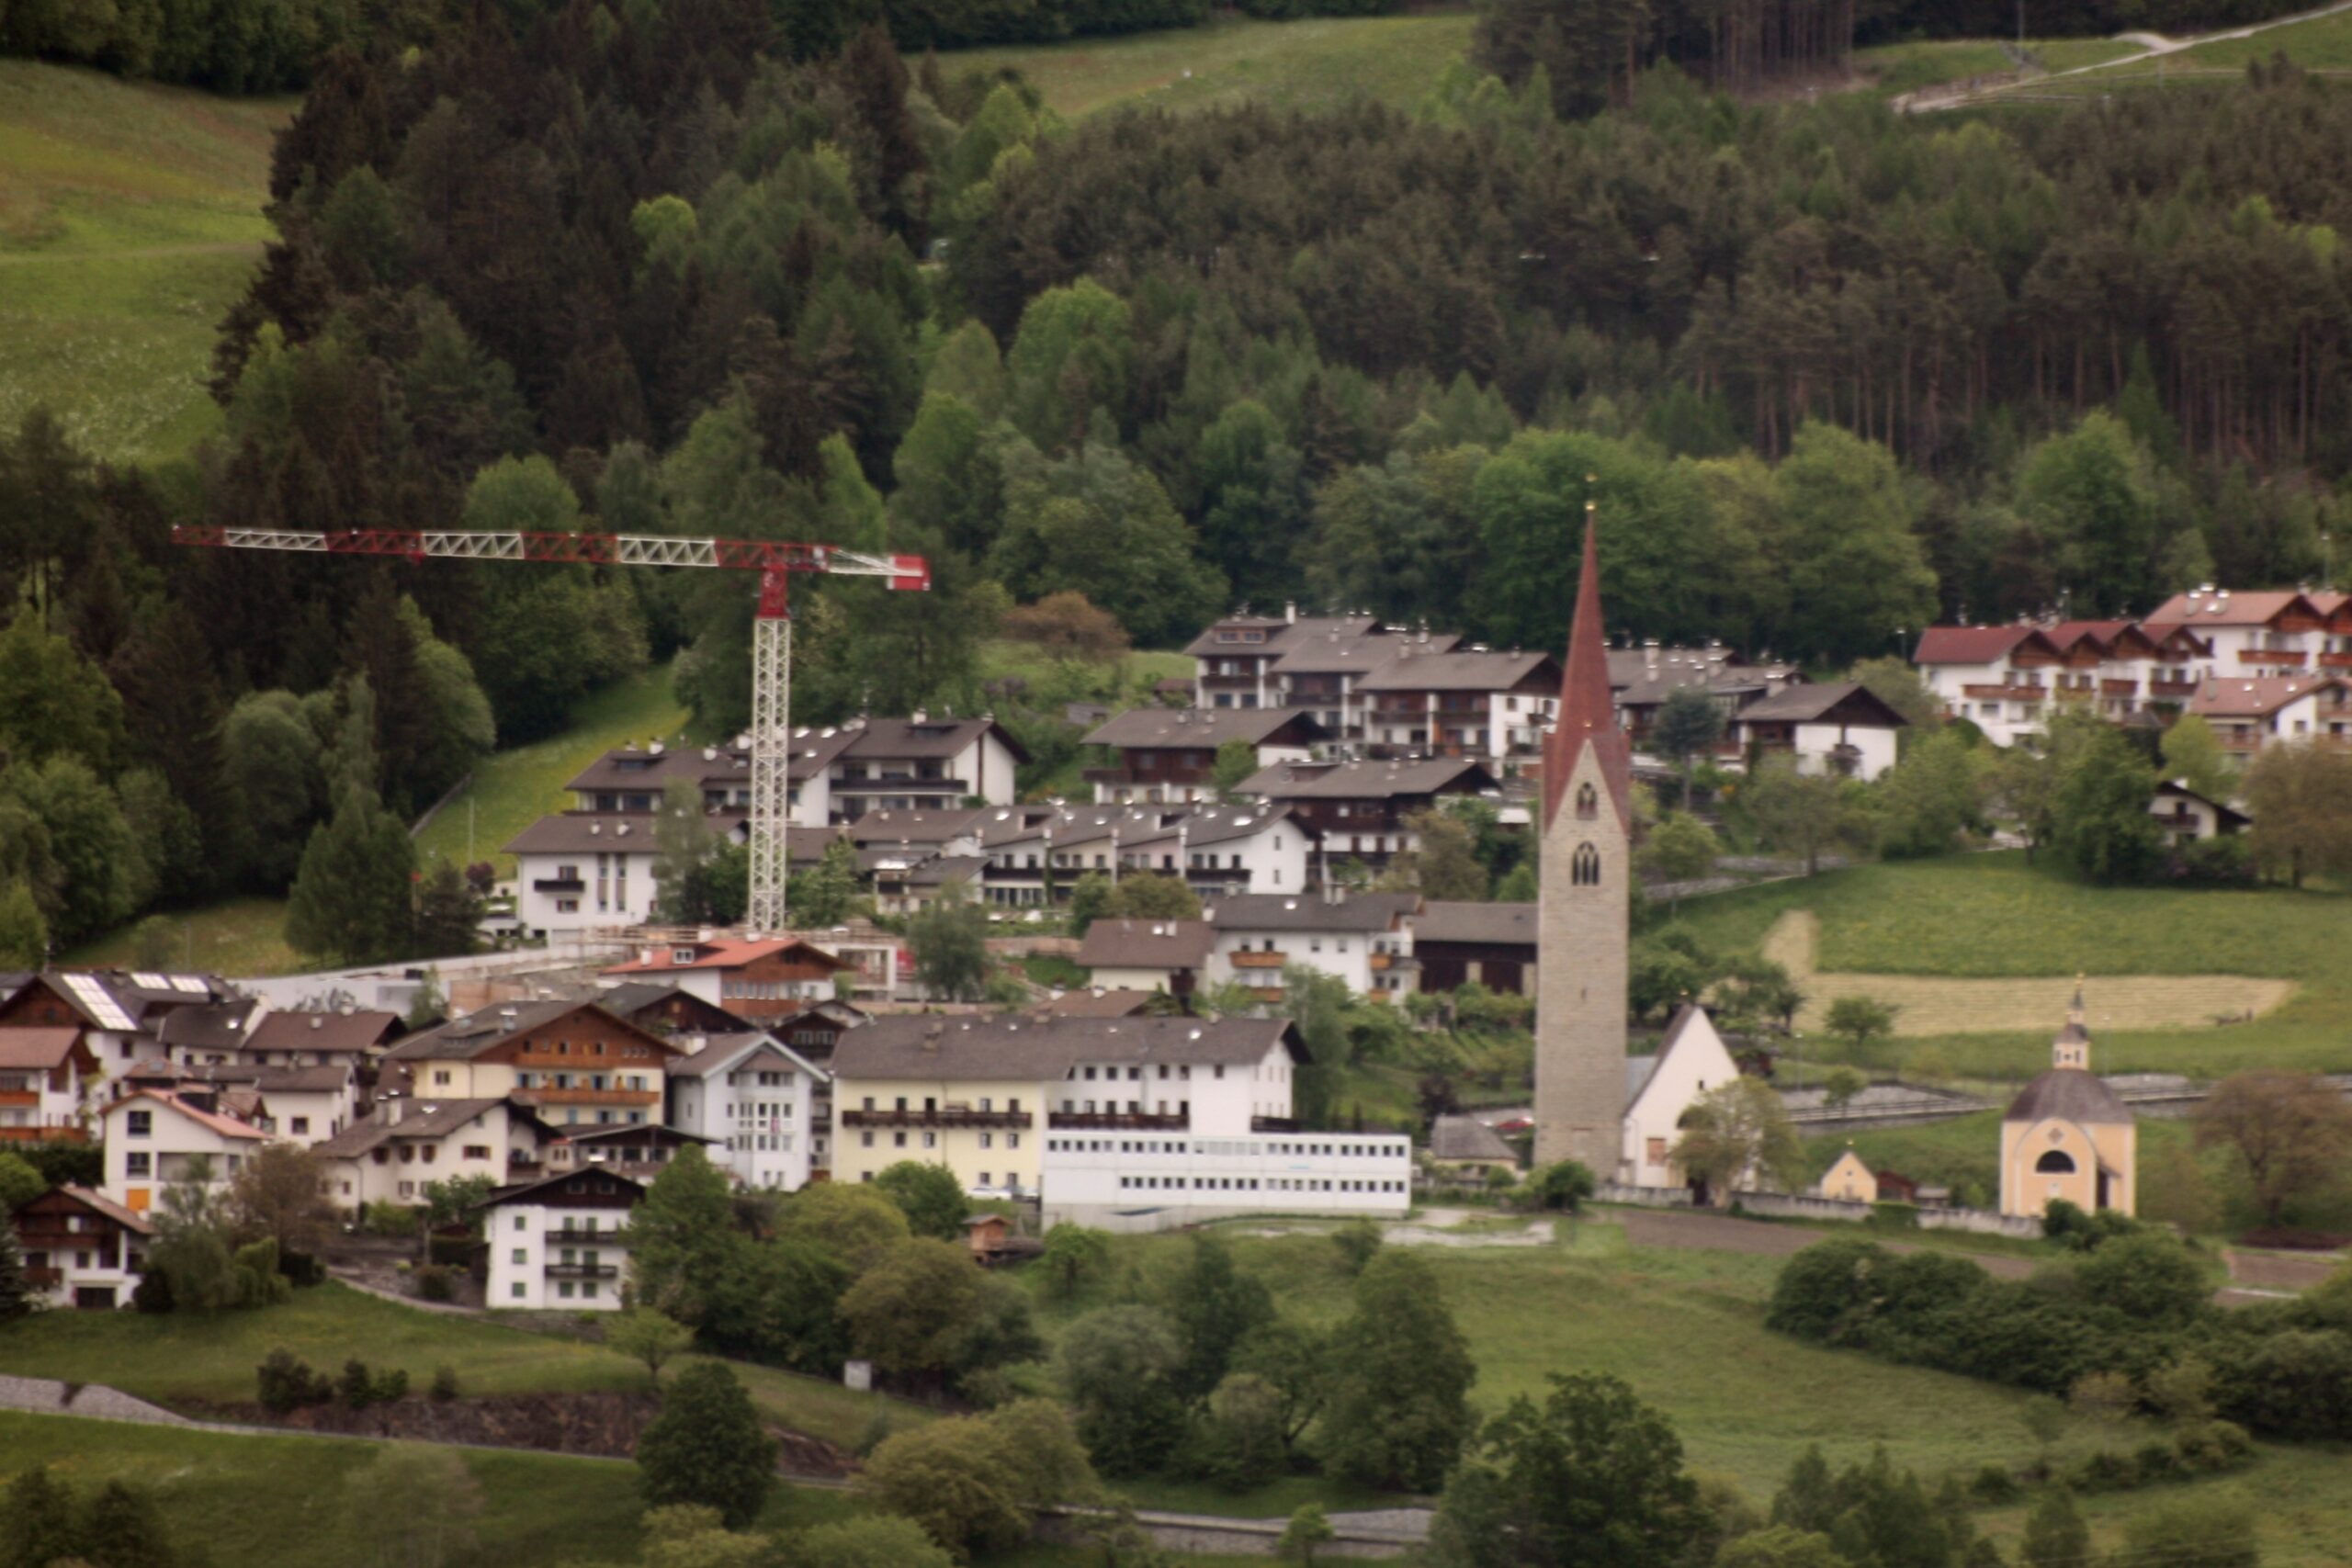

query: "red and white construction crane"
left=174, top=524, right=930, bottom=933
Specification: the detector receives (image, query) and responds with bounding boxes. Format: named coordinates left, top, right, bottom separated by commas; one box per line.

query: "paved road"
left=1902, top=0, right=2352, bottom=110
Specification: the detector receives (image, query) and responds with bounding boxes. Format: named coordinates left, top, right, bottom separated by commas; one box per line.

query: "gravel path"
left=0, top=1375, right=196, bottom=1426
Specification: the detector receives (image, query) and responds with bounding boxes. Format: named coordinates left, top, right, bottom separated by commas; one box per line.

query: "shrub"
left=2134, top=1438, right=2180, bottom=1483
left=278, top=1249, right=326, bottom=1287
left=362, top=1202, right=420, bottom=1239
left=1968, top=1463, right=2020, bottom=1503
left=429, top=1364, right=460, bottom=1403
left=1331, top=1218, right=1383, bottom=1275
left=2171, top=1419, right=2252, bottom=1473
left=413, top=1265, right=453, bottom=1303
left=131, top=1270, right=174, bottom=1314
left=2066, top=1448, right=2138, bottom=1493
left=375, top=1369, right=410, bottom=1403
left=256, top=1348, right=332, bottom=1413
left=426, top=1235, right=473, bottom=1269
left=1868, top=1201, right=1919, bottom=1230
left=2042, top=1199, right=2138, bottom=1253
left=339, top=1359, right=379, bottom=1408
left=2074, top=1232, right=2210, bottom=1326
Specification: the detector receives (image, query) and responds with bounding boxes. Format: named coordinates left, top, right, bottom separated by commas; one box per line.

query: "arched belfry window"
left=1576, top=782, right=1599, bottom=820
left=1572, top=843, right=1601, bottom=886
left=2035, top=1149, right=2076, bottom=1175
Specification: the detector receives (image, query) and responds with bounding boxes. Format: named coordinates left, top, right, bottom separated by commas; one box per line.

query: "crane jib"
left=169, top=525, right=930, bottom=591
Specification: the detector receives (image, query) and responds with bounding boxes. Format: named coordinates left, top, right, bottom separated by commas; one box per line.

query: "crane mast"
left=174, top=524, right=930, bottom=935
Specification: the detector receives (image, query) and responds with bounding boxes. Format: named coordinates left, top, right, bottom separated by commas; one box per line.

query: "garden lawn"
left=1669, top=852, right=2352, bottom=1080
left=942, top=12, right=1476, bottom=119
left=63, top=896, right=300, bottom=979
left=412, top=660, right=687, bottom=880
left=0, top=61, right=289, bottom=462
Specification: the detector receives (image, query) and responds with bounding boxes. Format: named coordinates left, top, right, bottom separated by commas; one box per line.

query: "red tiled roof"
left=603, top=938, right=851, bottom=976
left=0, top=1027, right=83, bottom=1070
left=1912, top=625, right=2051, bottom=664
left=1544, top=515, right=1632, bottom=829
left=109, top=1089, right=267, bottom=1141
left=2145, top=589, right=2326, bottom=630
left=2188, top=675, right=2351, bottom=719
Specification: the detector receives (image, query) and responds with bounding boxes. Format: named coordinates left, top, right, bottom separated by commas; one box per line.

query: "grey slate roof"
left=1076, top=919, right=1216, bottom=971
left=2005, top=1068, right=2133, bottom=1127
left=1238, top=758, right=1497, bottom=800
left=311, top=1098, right=516, bottom=1159
left=1735, top=681, right=1905, bottom=727
left=1414, top=901, right=1535, bottom=947
left=1205, top=892, right=1419, bottom=933
left=383, top=1000, right=610, bottom=1062
left=1430, top=1114, right=1518, bottom=1163
left=1356, top=650, right=1557, bottom=693
left=1083, top=707, right=1326, bottom=749
left=831, top=1013, right=1304, bottom=1083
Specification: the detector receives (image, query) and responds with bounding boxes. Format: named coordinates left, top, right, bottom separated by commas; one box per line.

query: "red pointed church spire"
left=1543, top=503, right=1632, bottom=829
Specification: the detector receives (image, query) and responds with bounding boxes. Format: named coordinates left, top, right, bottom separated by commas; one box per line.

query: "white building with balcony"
left=1204, top=890, right=1421, bottom=1001
left=478, top=1169, right=644, bottom=1312
left=664, top=1030, right=829, bottom=1190
left=2188, top=674, right=2352, bottom=759
left=0, top=1028, right=97, bottom=1142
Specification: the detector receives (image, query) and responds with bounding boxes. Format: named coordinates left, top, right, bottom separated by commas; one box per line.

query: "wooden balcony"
left=545, top=1226, right=631, bottom=1244
left=2238, top=648, right=2308, bottom=666
left=0, top=1090, right=38, bottom=1108
left=2100, top=679, right=2139, bottom=695
left=1228, top=950, right=1287, bottom=969
left=1369, top=953, right=1394, bottom=971
left=514, top=1087, right=662, bottom=1108
left=2321, top=651, right=2352, bottom=669
left=1960, top=684, right=2046, bottom=701
left=25, top=1267, right=62, bottom=1291
left=839, top=1108, right=1027, bottom=1129
left=2148, top=679, right=2199, bottom=698
left=543, top=1262, right=619, bottom=1280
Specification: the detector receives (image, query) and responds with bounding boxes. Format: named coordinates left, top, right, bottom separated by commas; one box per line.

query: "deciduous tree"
left=871, top=1162, right=967, bottom=1241
left=1321, top=1250, right=1475, bottom=1490
left=635, top=1362, right=775, bottom=1529
left=2242, top=740, right=2352, bottom=887
left=2194, top=1069, right=2352, bottom=1225
left=1670, top=1078, right=1804, bottom=1202
left=228, top=1144, right=334, bottom=1258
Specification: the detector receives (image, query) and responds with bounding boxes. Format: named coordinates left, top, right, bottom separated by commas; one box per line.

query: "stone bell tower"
left=1533, top=505, right=1633, bottom=1176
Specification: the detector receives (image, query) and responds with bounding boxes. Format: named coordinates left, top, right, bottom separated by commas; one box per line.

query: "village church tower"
left=1534, top=507, right=1633, bottom=1175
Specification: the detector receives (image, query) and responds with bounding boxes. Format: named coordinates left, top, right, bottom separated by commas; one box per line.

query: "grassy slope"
left=1671, top=852, right=2352, bottom=1081
left=0, top=62, right=288, bottom=461
left=1852, top=37, right=2145, bottom=96
left=0, top=1280, right=917, bottom=1450
left=62, top=896, right=304, bottom=980
left=413, top=660, right=688, bottom=879
left=943, top=12, right=1476, bottom=118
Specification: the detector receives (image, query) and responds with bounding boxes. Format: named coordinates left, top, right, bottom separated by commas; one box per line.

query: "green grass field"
left=0, top=1280, right=917, bottom=1450
left=0, top=61, right=288, bottom=462
left=942, top=12, right=1476, bottom=119
left=1672, top=852, right=2352, bottom=1082
left=413, top=660, right=688, bottom=879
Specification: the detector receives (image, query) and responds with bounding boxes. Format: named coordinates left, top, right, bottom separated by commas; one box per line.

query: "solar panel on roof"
left=131, top=971, right=169, bottom=989
left=62, top=973, right=137, bottom=1032
left=165, top=975, right=210, bottom=993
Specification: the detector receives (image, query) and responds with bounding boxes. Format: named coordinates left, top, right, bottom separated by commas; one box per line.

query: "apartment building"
left=1234, top=757, right=1498, bottom=871
left=312, top=1096, right=550, bottom=1210
left=0, top=1028, right=97, bottom=1142
left=99, top=1089, right=269, bottom=1213
left=601, top=937, right=853, bottom=1022
left=1081, top=707, right=1325, bottom=805
left=478, top=1169, right=644, bottom=1312
left=1203, top=890, right=1420, bottom=1001
left=382, top=1000, right=685, bottom=1131
left=664, top=1030, right=830, bottom=1190
left=2188, top=675, right=2352, bottom=757
left=9, top=1185, right=151, bottom=1310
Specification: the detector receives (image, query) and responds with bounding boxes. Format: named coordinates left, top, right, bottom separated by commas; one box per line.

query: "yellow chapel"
left=1998, top=985, right=2136, bottom=1219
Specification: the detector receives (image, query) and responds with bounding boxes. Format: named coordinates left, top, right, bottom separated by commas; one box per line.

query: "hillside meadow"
left=1670, top=852, right=2352, bottom=1082
left=0, top=61, right=287, bottom=462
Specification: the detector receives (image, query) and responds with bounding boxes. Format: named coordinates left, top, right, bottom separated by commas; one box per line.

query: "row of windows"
left=1117, top=1176, right=1405, bottom=1193
left=1076, top=1063, right=1215, bottom=1081
left=1047, top=1136, right=1403, bottom=1158
left=858, top=1130, right=1024, bottom=1150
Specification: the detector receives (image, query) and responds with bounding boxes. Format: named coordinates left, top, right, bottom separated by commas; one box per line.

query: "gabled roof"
left=847, top=808, right=985, bottom=845
left=1029, top=988, right=1158, bottom=1019
left=831, top=1013, right=1304, bottom=1083
left=106, top=1089, right=268, bottom=1142
left=1238, top=757, right=1498, bottom=801
left=2145, top=589, right=2329, bottom=629
left=1183, top=615, right=1379, bottom=659
left=1429, top=1113, right=1517, bottom=1163
left=386, top=999, right=688, bottom=1062
left=663, top=1031, right=829, bottom=1082
left=2153, top=780, right=2252, bottom=828
left=603, top=938, right=851, bottom=978
left=1205, top=892, right=1419, bottom=934
left=1181, top=806, right=1302, bottom=847
left=844, top=716, right=1028, bottom=765
left=2043, top=620, right=2153, bottom=657
left=0, top=1027, right=88, bottom=1071
left=1623, top=1005, right=1735, bottom=1114
left=1083, top=707, right=1326, bottom=750
left=1356, top=650, right=1558, bottom=694
left=40, top=1185, right=154, bottom=1235
left=1414, top=901, right=1535, bottom=947
left=1735, top=681, right=1910, bottom=728
left=1076, top=919, right=1215, bottom=971
left=2188, top=675, right=2351, bottom=719
left=311, top=1097, right=526, bottom=1159
left=594, top=982, right=750, bottom=1027
left=474, top=1168, right=649, bottom=1210
left=244, top=1010, right=400, bottom=1056
left=1544, top=515, right=1633, bottom=829
left=503, top=812, right=677, bottom=857
left=154, top=998, right=264, bottom=1052
left=1912, top=625, right=2064, bottom=666
left=1272, top=628, right=1453, bottom=675
left=130, top=1060, right=354, bottom=1094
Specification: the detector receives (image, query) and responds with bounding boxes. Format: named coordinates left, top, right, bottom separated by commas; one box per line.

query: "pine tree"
left=0, top=880, right=48, bottom=969
left=284, top=784, right=415, bottom=965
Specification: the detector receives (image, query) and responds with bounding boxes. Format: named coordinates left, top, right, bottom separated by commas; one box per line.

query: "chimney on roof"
left=498, top=1007, right=518, bottom=1032
left=911, top=708, right=928, bottom=723
left=311, top=1016, right=322, bottom=1030
left=1284, top=601, right=1297, bottom=624
left=1644, top=639, right=1659, bottom=671
left=921, top=1021, right=944, bottom=1054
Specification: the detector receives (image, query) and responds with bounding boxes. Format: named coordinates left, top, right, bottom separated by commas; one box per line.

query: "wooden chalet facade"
left=11, top=1185, right=152, bottom=1309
